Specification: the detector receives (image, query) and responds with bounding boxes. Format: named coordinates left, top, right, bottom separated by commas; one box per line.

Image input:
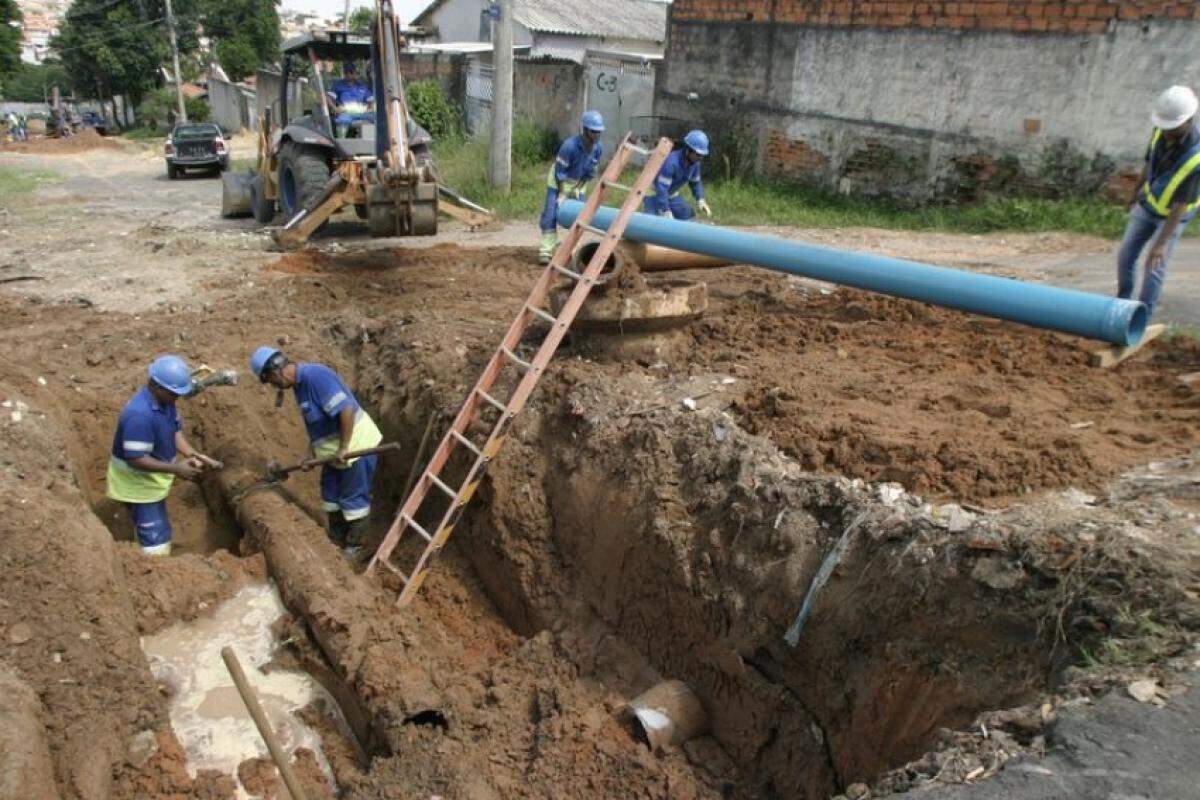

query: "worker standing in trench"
left=249, top=347, right=383, bottom=555
left=643, top=129, right=712, bottom=221
left=106, top=356, right=216, bottom=556
left=538, top=110, right=606, bottom=264
left=1117, top=85, right=1200, bottom=318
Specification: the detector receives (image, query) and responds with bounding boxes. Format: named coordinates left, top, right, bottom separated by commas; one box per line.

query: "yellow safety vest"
left=1141, top=128, right=1200, bottom=217
left=310, top=408, right=382, bottom=468
left=106, top=457, right=175, bottom=504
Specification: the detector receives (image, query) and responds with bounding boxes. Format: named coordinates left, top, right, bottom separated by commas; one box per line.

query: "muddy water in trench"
left=142, top=582, right=342, bottom=798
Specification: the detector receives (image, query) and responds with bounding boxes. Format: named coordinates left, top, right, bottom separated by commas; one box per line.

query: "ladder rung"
left=579, top=223, right=611, bottom=237
left=525, top=304, right=557, bottom=325
left=427, top=472, right=458, bottom=499
left=602, top=179, right=632, bottom=192
left=553, top=264, right=583, bottom=281
left=377, top=557, right=408, bottom=584
left=477, top=388, right=508, bottom=413
left=500, top=346, right=533, bottom=371
left=401, top=512, right=433, bottom=542
left=450, top=429, right=482, bottom=457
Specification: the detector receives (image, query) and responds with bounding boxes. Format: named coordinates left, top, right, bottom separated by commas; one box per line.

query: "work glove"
left=569, top=185, right=585, bottom=200
left=697, top=199, right=712, bottom=218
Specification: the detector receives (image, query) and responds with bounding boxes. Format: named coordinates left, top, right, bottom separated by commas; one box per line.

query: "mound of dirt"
left=697, top=279, right=1200, bottom=501
left=1, top=129, right=122, bottom=154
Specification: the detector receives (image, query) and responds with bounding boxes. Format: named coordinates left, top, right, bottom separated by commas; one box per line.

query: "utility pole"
left=164, top=0, right=187, bottom=123
left=488, top=0, right=512, bottom=191
left=344, top=0, right=352, bottom=28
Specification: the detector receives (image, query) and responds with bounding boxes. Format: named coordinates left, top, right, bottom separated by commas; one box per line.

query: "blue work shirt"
left=293, top=363, right=360, bottom=444
left=653, top=148, right=705, bottom=206
left=330, top=80, right=373, bottom=107
left=1141, top=122, right=1200, bottom=213
left=110, top=386, right=180, bottom=462
left=552, top=134, right=602, bottom=185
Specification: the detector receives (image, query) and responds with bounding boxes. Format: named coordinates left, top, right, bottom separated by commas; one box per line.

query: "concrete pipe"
left=573, top=241, right=734, bottom=275
left=628, top=680, right=709, bottom=750
left=560, top=202, right=1147, bottom=346
left=220, top=172, right=253, bottom=218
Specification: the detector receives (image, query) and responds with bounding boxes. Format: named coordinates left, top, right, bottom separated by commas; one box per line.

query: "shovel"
left=234, top=442, right=401, bottom=500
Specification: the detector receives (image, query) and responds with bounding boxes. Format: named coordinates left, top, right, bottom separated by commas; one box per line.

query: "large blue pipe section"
left=559, top=201, right=1146, bottom=346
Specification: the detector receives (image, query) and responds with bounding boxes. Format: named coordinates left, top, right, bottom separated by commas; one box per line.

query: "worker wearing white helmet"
left=106, top=356, right=216, bottom=556
left=1117, top=85, right=1200, bottom=318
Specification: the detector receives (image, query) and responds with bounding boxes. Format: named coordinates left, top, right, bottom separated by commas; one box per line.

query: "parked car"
left=164, top=123, right=229, bottom=179
left=81, top=111, right=115, bottom=136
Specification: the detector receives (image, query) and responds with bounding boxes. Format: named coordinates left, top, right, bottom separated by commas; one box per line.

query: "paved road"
left=927, top=674, right=1200, bottom=800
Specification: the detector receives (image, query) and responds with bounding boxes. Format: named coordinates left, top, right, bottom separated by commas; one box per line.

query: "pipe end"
left=1125, top=302, right=1149, bottom=347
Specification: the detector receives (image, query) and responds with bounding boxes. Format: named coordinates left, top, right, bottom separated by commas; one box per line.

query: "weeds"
left=0, top=165, right=60, bottom=196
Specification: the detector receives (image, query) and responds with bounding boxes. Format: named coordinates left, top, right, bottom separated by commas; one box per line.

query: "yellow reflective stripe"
left=1145, top=150, right=1200, bottom=216
left=311, top=409, right=383, bottom=466
left=106, top=457, right=175, bottom=503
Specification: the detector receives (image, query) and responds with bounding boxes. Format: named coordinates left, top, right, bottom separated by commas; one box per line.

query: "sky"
left=281, top=0, right=434, bottom=24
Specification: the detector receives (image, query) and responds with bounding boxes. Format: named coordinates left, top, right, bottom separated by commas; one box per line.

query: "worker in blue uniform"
left=1117, top=85, right=1200, bottom=318
left=250, top=347, right=383, bottom=554
left=327, top=63, right=375, bottom=137
left=538, top=110, right=605, bottom=264
left=107, top=355, right=215, bottom=556
left=644, top=129, right=712, bottom=221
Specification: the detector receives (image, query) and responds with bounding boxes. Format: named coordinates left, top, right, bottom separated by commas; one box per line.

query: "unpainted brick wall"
left=670, top=0, right=1199, bottom=33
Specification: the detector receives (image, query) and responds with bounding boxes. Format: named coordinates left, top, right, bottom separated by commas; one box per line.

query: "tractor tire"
left=249, top=175, right=276, bottom=224
left=277, top=142, right=331, bottom=219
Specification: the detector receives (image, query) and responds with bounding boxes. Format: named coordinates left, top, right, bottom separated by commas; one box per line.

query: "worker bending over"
left=644, top=130, right=712, bottom=220
left=250, top=347, right=383, bottom=554
left=1117, top=85, right=1200, bottom=318
left=107, top=356, right=215, bottom=556
left=538, top=110, right=605, bottom=264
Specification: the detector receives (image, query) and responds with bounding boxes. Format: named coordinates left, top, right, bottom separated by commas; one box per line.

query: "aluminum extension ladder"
left=367, top=135, right=674, bottom=607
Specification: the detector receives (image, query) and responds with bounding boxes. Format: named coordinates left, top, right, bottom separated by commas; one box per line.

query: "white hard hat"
left=1151, top=85, right=1199, bottom=130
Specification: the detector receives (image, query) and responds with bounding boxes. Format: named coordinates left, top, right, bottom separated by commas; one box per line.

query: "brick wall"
left=670, top=0, right=1199, bottom=33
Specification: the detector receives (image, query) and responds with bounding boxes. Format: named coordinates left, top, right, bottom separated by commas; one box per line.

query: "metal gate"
left=583, top=55, right=656, bottom=156
left=465, top=57, right=494, bottom=135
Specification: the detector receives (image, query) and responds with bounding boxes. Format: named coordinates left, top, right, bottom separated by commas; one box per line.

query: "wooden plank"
left=1090, top=323, right=1166, bottom=368
left=438, top=201, right=492, bottom=229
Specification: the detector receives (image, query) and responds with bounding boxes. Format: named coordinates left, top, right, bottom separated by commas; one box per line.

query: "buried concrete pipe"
left=627, top=680, right=709, bottom=750
left=560, top=201, right=1148, bottom=346
left=573, top=240, right=734, bottom=275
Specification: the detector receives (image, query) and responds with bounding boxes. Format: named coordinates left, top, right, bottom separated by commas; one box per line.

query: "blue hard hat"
left=250, top=346, right=285, bottom=382
left=148, top=355, right=194, bottom=396
left=581, top=110, right=605, bottom=133
left=684, top=129, right=709, bottom=156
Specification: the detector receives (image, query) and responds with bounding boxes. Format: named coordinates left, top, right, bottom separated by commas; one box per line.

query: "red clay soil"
left=0, top=128, right=122, bottom=154
left=694, top=273, right=1200, bottom=501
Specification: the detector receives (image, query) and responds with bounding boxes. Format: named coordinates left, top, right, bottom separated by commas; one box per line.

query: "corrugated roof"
left=413, top=0, right=668, bottom=43
left=513, top=0, right=667, bottom=40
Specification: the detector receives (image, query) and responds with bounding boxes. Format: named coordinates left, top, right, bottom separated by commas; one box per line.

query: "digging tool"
left=187, top=365, right=239, bottom=396
left=234, top=442, right=401, bottom=500
left=220, top=646, right=309, bottom=800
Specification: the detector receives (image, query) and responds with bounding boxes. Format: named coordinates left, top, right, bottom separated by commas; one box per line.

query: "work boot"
left=343, top=518, right=369, bottom=558
left=538, top=231, right=558, bottom=265
left=326, top=511, right=350, bottom=547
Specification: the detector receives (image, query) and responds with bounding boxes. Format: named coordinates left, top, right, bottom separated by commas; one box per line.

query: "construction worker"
left=106, top=356, right=211, bottom=556
left=328, top=63, right=374, bottom=137
left=538, top=110, right=605, bottom=264
left=250, top=347, right=383, bottom=554
left=1117, top=85, right=1200, bottom=318
left=644, top=130, right=712, bottom=220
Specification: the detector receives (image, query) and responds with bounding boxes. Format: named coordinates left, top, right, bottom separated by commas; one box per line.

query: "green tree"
left=0, top=0, right=21, bottom=84
left=201, top=0, right=279, bottom=80
left=52, top=0, right=172, bottom=107
left=347, top=6, right=373, bottom=32
left=0, top=61, right=68, bottom=102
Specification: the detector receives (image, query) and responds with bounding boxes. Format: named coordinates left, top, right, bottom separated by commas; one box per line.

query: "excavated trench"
left=12, top=250, right=1198, bottom=798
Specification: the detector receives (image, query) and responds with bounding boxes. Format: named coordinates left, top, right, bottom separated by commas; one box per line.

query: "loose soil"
left=0, top=128, right=123, bottom=154
left=1, top=150, right=1198, bottom=799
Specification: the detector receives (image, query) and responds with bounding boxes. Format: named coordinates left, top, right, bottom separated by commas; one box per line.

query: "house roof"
left=412, top=0, right=668, bottom=43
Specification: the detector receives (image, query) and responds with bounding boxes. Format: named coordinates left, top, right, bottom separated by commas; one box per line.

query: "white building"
left=411, top=0, right=668, bottom=63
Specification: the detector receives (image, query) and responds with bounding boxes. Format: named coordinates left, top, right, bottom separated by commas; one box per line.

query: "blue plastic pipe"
left=559, top=201, right=1146, bottom=346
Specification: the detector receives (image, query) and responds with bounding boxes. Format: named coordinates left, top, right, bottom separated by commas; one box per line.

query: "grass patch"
left=433, top=133, right=1190, bottom=240
left=0, top=164, right=61, bottom=196
left=121, top=127, right=163, bottom=142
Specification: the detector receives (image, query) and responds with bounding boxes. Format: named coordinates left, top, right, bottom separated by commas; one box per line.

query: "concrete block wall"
left=655, top=1, right=1200, bottom=202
